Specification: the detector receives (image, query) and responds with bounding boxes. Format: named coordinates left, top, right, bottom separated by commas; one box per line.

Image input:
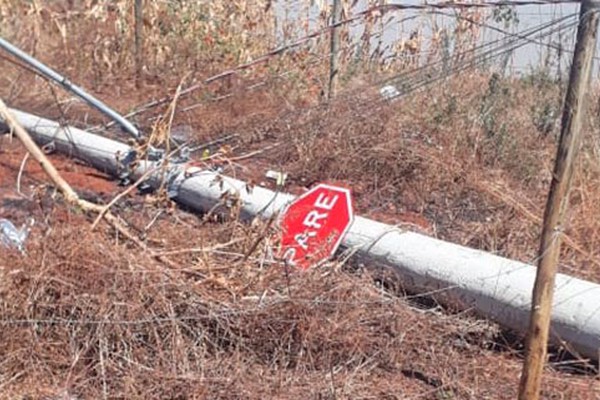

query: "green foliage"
left=474, top=73, right=542, bottom=182
left=521, top=66, right=562, bottom=138
left=531, top=101, right=559, bottom=137
left=479, top=73, right=510, bottom=139
left=520, top=66, right=557, bottom=89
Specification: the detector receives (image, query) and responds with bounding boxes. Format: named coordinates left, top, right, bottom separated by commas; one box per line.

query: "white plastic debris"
left=265, top=170, right=288, bottom=186
left=0, top=217, right=34, bottom=254
left=380, top=85, right=400, bottom=100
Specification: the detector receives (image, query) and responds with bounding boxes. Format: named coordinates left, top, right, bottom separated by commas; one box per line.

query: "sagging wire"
left=389, top=18, right=579, bottom=98
left=379, top=13, right=578, bottom=91
left=326, top=12, right=580, bottom=122
left=246, top=12, right=579, bottom=147
left=340, top=13, right=577, bottom=113
left=430, top=9, right=588, bottom=60
left=173, top=24, right=378, bottom=115
left=109, top=1, right=573, bottom=127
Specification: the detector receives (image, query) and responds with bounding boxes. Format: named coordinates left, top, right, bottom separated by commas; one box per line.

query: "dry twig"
left=90, top=166, right=159, bottom=230
left=0, top=98, right=150, bottom=253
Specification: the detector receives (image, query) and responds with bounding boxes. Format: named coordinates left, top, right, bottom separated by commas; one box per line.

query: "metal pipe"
left=0, top=37, right=140, bottom=139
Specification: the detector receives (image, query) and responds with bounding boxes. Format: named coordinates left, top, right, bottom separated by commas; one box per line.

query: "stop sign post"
left=279, top=184, right=354, bottom=270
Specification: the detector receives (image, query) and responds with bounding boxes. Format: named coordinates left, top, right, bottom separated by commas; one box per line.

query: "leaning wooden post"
left=518, top=2, right=600, bottom=399
left=134, top=0, right=144, bottom=89
left=328, top=0, right=343, bottom=100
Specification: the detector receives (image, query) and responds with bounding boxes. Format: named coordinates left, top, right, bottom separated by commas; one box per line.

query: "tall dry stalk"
left=134, top=0, right=143, bottom=88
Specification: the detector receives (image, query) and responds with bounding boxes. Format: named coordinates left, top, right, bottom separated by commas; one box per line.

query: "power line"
left=381, top=13, right=578, bottom=92
left=379, top=1, right=579, bottom=11
left=278, top=13, right=575, bottom=124
left=430, top=9, right=589, bottom=60
left=160, top=16, right=417, bottom=118
left=115, top=1, right=580, bottom=126
left=198, top=14, right=578, bottom=173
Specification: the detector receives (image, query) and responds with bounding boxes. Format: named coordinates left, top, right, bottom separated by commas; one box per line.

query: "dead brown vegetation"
left=0, top=192, right=598, bottom=399
left=1, top=0, right=600, bottom=399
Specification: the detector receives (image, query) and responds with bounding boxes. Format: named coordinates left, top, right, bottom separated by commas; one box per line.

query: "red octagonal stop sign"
left=279, top=184, right=354, bottom=270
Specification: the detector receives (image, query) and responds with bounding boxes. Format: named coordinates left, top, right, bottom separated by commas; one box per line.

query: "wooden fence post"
left=328, top=0, right=343, bottom=99
left=518, top=2, right=600, bottom=399
left=134, top=0, right=144, bottom=89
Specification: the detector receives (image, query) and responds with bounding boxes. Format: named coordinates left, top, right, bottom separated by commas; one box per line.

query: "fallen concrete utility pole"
left=5, top=108, right=600, bottom=361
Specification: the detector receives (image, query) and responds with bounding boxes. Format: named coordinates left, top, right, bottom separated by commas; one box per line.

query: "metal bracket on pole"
left=0, top=36, right=141, bottom=140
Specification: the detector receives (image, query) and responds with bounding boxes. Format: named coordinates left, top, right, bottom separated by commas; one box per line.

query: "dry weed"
left=0, top=200, right=597, bottom=399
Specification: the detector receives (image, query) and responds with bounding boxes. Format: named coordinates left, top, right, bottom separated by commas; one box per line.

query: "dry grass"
left=1, top=1, right=600, bottom=399
left=0, top=193, right=598, bottom=399
left=252, top=71, right=600, bottom=281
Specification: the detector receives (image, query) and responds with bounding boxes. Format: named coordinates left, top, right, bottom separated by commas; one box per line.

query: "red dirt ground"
left=0, top=136, right=118, bottom=196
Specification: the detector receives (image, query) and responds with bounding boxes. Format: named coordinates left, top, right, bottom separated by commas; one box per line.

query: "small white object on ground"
left=265, top=170, right=288, bottom=186
left=380, top=85, right=400, bottom=100
left=0, top=217, right=33, bottom=253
